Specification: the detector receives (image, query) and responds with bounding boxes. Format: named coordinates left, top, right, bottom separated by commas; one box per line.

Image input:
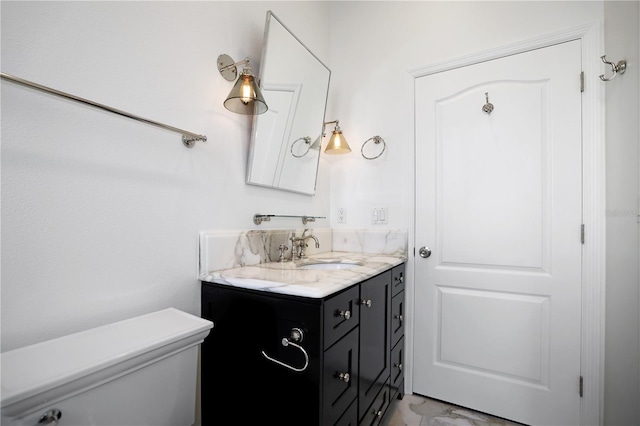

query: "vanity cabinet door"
left=335, top=399, right=358, bottom=426
left=323, top=327, right=359, bottom=426
left=360, top=379, right=391, bottom=426
left=391, top=265, right=405, bottom=297
left=390, top=336, right=405, bottom=401
left=324, top=285, right=360, bottom=349
left=358, top=271, right=391, bottom=422
left=390, top=291, right=405, bottom=349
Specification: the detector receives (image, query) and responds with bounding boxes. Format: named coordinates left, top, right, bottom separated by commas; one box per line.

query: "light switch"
left=371, top=207, right=388, bottom=225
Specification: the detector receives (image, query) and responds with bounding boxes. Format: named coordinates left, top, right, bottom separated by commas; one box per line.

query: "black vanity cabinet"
left=389, top=266, right=406, bottom=403
left=200, top=263, right=405, bottom=426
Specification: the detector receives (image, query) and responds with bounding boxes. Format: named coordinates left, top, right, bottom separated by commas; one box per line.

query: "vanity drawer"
left=323, top=326, right=359, bottom=426
left=391, top=265, right=405, bottom=296
left=360, top=378, right=391, bottom=426
left=324, top=285, right=360, bottom=348
left=390, top=336, right=404, bottom=395
left=391, top=291, right=405, bottom=349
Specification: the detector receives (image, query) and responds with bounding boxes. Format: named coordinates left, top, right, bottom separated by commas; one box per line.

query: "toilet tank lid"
left=0, top=308, right=213, bottom=409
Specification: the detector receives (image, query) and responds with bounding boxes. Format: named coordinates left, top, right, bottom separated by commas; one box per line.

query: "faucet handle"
left=278, top=244, right=289, bottom=262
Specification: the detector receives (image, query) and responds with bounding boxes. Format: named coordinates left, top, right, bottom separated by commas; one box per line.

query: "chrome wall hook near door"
left=482, top=92, right=494, bottom=115
left=599, top=55, right=627, bottom=81
left=261, top=328, right=309, bottom=372
left=37, top=409, right=61, bottom=425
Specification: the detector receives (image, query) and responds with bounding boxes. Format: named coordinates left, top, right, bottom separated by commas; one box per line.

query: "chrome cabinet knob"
left=394, top=314, right=403, bottom=322
left=394, top=362, right=403, bottom=371
left=337, top=372, right=350, bottom=383
left=338, top=310, right=351, bottom=320
left=361, top=299, right=372, bottom=308
left=419, top=246, right=432, bottom=258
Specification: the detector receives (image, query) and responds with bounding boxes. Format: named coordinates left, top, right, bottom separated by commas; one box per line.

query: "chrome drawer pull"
left=373, top=410, right=383, bottom=418
left=337, top=372, right=350, bottom=383
left=338, top=310, right=351, bottom=320
left=261, top=328, right=309, bottom=372
left=361, top=299, right=372, bottom=308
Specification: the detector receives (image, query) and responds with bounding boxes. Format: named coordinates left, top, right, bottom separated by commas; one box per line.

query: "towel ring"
left=361, top=136, right=386, bottom=160
left=261, top=328, right=309, bottom=372
left=291, top=136, right=312, bottom=158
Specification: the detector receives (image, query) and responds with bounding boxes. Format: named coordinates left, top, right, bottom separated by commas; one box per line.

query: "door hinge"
left=579, top=376, right=584, bottom=397
left=580, top=71, right=585, bottom=92
left=581, top=224, right=585, bottom=244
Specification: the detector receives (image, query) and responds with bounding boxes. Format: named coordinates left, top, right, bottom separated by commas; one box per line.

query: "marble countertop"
left=199, top=251, right=406, bottom=298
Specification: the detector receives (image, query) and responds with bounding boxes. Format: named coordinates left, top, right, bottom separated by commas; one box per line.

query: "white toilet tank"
left=1, top=308, right=213, bottom=426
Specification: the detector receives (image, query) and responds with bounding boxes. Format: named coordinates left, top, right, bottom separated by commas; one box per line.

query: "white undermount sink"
left=297, top=261, right=362, bottom=270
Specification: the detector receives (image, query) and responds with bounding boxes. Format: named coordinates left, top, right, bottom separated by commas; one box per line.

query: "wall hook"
left=482, top=92, right=494, bottom=115
left=599, top=55, right=627, bottom=81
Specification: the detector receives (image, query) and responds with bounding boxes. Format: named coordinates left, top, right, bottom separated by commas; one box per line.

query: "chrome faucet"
left=289, top=231, right=320, bottom=260
left=299, top=233, right=320, bottom=259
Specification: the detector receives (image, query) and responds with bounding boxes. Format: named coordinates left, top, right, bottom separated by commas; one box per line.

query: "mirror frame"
left=246, top=11, right=331, bottom=195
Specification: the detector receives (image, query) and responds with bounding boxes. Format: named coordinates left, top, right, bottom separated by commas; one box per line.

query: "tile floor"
left=382, top=393, right=523, bottom=426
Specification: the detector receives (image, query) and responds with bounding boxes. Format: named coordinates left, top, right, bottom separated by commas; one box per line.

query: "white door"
left=413, top=40, right=583, bottom=426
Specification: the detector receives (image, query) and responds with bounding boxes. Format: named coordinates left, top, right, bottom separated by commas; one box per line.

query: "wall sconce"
left=323, top=120, right=351, bottom=154
left=217, top=54, right=268, bottom=115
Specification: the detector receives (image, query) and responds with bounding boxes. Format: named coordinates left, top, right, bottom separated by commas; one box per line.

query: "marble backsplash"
left=199, top=228, right=407, bottom=275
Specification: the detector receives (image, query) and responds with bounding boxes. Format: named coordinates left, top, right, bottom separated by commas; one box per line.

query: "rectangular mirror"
left=246, top=11, right=331, bottom=195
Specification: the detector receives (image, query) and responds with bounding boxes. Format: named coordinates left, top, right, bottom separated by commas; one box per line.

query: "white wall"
left=326, top=1, right=605, bottom=230
left=604, top=1, right=640, bottom=424
left=326, top=1, right=637, bottom=425
left=0, top=1, right=331, bottom=352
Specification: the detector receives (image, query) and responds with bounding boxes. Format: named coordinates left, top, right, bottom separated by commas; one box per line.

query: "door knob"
left=419, top=246, right=432, bottom=258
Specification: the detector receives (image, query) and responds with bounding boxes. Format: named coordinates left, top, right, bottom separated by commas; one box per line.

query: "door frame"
left=404, top=22, right=605, bottom=426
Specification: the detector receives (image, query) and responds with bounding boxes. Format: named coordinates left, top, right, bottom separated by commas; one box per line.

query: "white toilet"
left=1, top=308, right=213, bottom=426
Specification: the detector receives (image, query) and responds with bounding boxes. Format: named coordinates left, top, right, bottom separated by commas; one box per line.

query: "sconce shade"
left=324, top=128, right=351, bottom=154
left=223, top=70, right=268, bottom=115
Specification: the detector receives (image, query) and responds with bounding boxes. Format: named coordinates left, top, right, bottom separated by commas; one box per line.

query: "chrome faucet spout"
left=302, top=235, right=320, bottom=248
left=298, top=234, right=320, bottom=259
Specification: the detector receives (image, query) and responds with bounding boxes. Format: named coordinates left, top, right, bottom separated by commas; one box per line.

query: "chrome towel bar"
left=1, top=72, right=207, bottom=148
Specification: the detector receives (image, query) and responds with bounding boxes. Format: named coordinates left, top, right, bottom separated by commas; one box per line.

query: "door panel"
left=438, top=81, right=550, bottom=271
left=438, top=287, right=550, bottom=386
left=413, top=40, right=582, bottom=426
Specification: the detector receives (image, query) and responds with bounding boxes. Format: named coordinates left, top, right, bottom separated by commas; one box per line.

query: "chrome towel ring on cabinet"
left=261, top=328, right=309, bottom=372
